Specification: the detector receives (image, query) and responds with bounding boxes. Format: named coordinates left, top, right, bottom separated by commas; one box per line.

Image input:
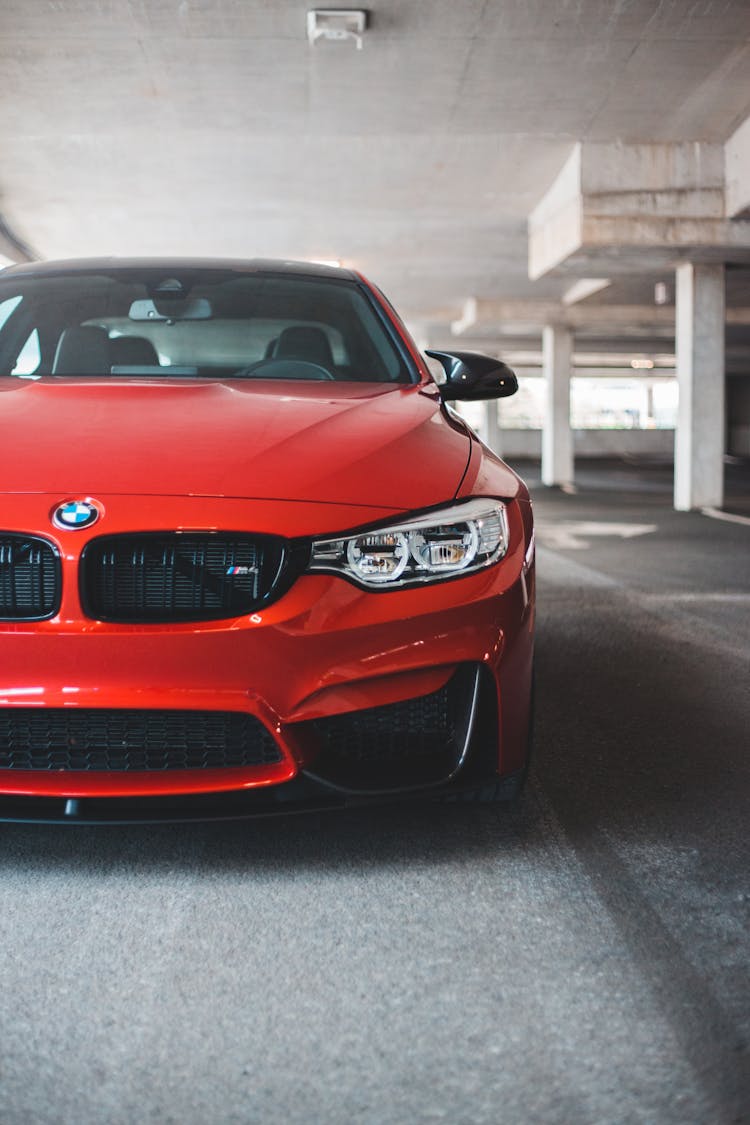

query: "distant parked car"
left=0, top=258, right=534, bottom=821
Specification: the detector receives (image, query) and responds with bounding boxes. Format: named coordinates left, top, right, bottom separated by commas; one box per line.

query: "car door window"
left=11, top=328, right=41, bottom=376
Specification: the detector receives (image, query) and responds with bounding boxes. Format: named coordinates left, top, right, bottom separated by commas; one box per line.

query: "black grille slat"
left=0, top=535, right=61, bottom=621
left=0, top=709, right=282, bottom=771
left=81, top=533, right=285, bottom=623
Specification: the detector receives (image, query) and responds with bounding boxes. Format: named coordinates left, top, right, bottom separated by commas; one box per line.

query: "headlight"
left=308, top=499, right=509, bottom=589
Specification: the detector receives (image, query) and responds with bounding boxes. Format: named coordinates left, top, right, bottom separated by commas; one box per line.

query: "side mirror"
left=425, top=349, right=518, bottom=401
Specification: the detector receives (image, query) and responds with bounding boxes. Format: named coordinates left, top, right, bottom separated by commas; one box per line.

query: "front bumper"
left=0, top=493, right=535, bottom=813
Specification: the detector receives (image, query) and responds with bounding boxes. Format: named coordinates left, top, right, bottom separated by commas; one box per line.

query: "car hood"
left=0, top=377, right=489, bottom=511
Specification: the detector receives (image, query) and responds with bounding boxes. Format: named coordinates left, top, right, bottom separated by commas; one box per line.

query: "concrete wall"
left=495, top=428, right=675, bottom=459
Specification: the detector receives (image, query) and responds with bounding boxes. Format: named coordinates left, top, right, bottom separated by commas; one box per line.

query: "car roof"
left=1, top=256, right=360, bottom=282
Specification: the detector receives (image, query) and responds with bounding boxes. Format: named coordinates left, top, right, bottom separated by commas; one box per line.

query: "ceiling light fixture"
left=307, top=9, right=369, bottom=50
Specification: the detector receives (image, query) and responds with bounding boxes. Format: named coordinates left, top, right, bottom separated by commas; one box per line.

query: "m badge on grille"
left=226, top=565, right=256, bottom=576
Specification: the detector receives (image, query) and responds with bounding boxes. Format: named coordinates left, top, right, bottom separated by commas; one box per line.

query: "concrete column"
left=485, top=399, right=502, bottom=456
left=674, top=263, right=725, bottom=511
left=542, top=325, right=573, bottom=487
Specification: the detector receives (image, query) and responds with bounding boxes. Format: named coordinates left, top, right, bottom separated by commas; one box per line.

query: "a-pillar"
left=674, top=264, right=725, bottom=511
left=542, top=324, right=573, bottom=487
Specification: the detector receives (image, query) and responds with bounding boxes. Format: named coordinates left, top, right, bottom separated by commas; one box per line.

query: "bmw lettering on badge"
left=52, top=500, right=100, bottom=531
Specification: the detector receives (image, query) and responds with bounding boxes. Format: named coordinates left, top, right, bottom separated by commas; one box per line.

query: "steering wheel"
left=233, top=358, right=335, bottom=381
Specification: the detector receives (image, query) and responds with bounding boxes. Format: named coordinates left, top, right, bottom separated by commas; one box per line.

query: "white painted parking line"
left=536, top=546, right=619, bottom=587
left=537, top=521, right=658, bottom=550
left=641, top=593, right=750, bottom=603
left=702, top=507, right=750, bottom=527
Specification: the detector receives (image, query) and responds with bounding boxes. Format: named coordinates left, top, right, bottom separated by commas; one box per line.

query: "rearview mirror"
left=129, top=297, right=213, bottom=321
left=426, top=349, right=518, bottom=401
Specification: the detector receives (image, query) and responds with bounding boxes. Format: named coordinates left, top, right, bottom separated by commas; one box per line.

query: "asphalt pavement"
left=1, top=459, right=748, bottom=1125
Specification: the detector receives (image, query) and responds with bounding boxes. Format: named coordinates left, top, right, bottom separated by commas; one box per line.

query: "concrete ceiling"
left=1, top=0, right=750, bottom=337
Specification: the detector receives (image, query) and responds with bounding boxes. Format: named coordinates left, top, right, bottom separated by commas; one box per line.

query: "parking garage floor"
left=0, top=461, right=748, bottom=1125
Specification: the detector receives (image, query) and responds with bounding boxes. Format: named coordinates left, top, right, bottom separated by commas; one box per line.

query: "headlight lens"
left=309, top=500, right=509, bottom=589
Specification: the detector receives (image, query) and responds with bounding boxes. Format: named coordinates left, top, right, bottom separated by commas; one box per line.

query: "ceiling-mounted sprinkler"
left=307, top=9, right=369, bottom=50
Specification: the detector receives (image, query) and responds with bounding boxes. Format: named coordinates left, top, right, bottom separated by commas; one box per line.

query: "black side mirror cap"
left=425, top=349, right=519, bottom=401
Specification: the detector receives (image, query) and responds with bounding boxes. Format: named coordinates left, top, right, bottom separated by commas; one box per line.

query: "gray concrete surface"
left=1, top=462, right=748, bottom=1125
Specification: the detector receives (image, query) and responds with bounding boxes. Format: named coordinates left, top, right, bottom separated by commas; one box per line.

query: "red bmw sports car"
left=0, top=259, right=534, bottom=821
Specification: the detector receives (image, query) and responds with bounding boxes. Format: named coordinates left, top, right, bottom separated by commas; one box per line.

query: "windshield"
left=0, top=268, right=414, bottom=384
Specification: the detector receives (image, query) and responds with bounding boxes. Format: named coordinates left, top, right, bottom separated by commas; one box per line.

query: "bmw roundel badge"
left=52, top=500, right=100, bottom=531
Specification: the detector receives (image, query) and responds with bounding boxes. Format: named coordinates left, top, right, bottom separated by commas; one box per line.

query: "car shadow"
left=0, top=795, right=538, bottom=877
left=0, top=565, right=746, bottom=877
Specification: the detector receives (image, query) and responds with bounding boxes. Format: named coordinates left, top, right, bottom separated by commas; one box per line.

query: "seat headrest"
left=52, top=326, right=110, bottom=376
left=110, top=335, right=160, bottom=367
left=274, top=326, right=334, bottom=370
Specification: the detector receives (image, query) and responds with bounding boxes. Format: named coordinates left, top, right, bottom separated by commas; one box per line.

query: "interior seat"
left=52, top=326, right=110, bottom=375
left=272, top=326, right=335, bottom=370
left=110, top=335, right=160, bottom=367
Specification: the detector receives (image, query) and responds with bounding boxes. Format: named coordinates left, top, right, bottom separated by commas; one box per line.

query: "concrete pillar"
left=674, top=263, right=725, bottom=511
left=542, top=325, right=573, bottom=487
left=485, top=399, right=502, bottom=456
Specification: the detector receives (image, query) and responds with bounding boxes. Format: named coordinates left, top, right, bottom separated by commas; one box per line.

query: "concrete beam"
left=527, top=147, right=583, bottom=283
left=450, top=297, right=750, bottom=336
left=726, top=115, right=750, bottom=219
left=562, top=278, right=611, bottom=305
left=529, top=142, right=750, bottom=279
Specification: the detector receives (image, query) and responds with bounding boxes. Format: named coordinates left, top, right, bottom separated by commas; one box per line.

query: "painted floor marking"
left=702, top=507, right=750, bottom=528
left=537, top=521, right=658, bottom=550
left=641, top=592, right=750, bottom=604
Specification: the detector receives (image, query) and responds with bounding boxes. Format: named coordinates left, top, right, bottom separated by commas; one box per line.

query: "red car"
left=0, top=259, right=534, bottom=821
